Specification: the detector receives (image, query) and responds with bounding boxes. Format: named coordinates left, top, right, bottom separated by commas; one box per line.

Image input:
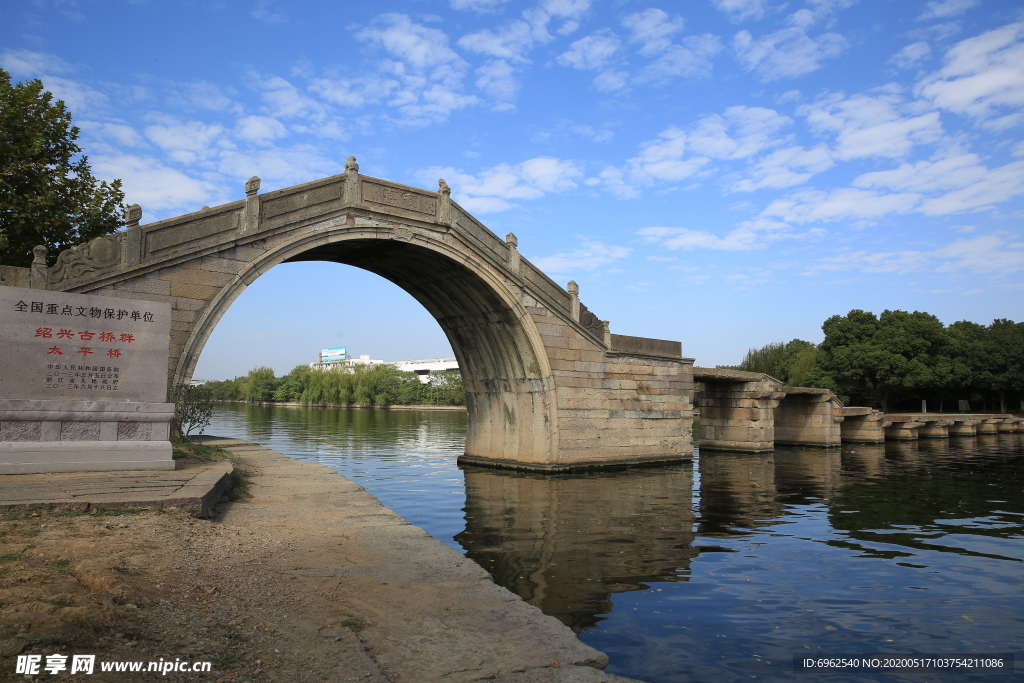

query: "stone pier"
left=694, top=368, right=785, bottom=452
left=837, top=407, right=889, bottom=442
left=773, top=387, right=843, bottom=447
left=884, top=419, right=926, bottom=440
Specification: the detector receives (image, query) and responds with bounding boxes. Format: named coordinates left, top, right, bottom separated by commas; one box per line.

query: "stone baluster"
left=344, top=156, right=361, bottom=206
left=437, top=179, right=451, bottom=226
left=242, top=176, right=261, bottom=235
left=567, top=280, right=580, bottom=322
left=506, top=232, right=520, bottom=276
left=30, top=245, right=48, bottom=290
left=124, top=203, right=143, bottom=267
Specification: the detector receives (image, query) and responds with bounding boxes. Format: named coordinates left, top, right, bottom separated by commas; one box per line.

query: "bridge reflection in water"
left=456, top=464, right=697, bottom=632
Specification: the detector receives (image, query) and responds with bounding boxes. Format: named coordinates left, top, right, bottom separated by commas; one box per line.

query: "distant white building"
left=310, top=351, right=458, bottom=384
left=393, top=357, right=460, bottom=383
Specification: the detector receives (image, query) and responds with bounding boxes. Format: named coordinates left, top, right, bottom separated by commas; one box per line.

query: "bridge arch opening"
left=184, top=234, right=557, bottom=465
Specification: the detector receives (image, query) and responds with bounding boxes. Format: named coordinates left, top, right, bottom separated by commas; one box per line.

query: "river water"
left=205, top=403, right=1024, bottom=682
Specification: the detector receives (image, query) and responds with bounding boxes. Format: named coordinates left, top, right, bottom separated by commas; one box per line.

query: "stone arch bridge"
left=1, top=160, right=694, bottom=471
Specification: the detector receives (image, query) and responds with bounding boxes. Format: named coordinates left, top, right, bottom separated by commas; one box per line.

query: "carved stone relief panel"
left=363, top=182, right=438, bottom=217
left=47, top=233, right=123, bottom=288
left=579, top=304, right=604, bottom=340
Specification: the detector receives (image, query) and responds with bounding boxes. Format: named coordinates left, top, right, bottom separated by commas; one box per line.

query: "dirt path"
left=2, top=438, right=643, bottom=683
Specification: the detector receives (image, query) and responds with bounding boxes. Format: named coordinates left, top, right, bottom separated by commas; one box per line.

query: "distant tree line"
left=203, top=363, right=465, bottom=407
left=726, top=310, right=1024, bottom=413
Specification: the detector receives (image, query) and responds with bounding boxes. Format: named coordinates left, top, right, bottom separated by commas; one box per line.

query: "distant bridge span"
left=2, top=159, right=694, bottom=471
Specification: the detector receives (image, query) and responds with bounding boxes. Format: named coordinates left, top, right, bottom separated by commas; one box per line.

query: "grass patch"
left=110, top=565, right=141, bottom=575
left=340, top=618, right=365, bottom=633
left=172, top=440, right=228, bottom=462
left=210, top=651, right=246, bottom=666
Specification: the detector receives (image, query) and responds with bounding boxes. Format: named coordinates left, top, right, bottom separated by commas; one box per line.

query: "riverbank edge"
left=195, top=435, right=647, bottom=683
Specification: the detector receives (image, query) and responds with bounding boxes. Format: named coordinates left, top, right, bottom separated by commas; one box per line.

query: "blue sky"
left=3, top=0, right=1023, bottom=379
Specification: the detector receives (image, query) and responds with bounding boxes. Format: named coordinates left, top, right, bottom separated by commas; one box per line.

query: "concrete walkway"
left=0, top=458, right=232, bottom=518
left=194, top=436, right=645, bottom=683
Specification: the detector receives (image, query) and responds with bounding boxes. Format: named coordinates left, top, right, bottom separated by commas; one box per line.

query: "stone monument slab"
left=0, top=286, right=174, bottom=474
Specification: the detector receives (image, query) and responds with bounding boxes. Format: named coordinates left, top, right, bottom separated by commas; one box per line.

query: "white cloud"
left=734, top=25, right=847, bottom=81
left=641, top=34, right=723, bottom=82
left=557, top=30, right=622, bottom=70
left=144, top=116, right=227, bottom=164
left=628, top=127, right=710, bottom=182
left=688, top=105, right=792, bottom=159
left=354, top=14, right=479, bottom=122
left=530, top=240, right=631, bottom=273
left=915, top=22, right=1024, bottom=123
left=637, top=217, right=803, bottom=251
left=806, top=249, right=932, bottom=274
left=235, top=116, right=289, bottom=144
left=165, top=81, right=244, bottom=114
left=917, top=160, right=1024, bottom=215
left=711, top=0, right=768, bottom=23
left=91, top=154, right=216, bottom=213
left=593, top=70, right=630, bottom=92
left=807, top=235, right=1024, bottom=276
left=619, top=10, right=722, bottom=83
left=459, top=0, right=591, bottom=63
left=760, top=154, right=1024, bottom=223
left=449, top=0, right=512, bottom=11
left=250, top=73, right=330, bottom=122
left=418, top=156, right=583, bottom=212
left=308, top=74, right=397, bottom=108
left=890, top=42, right=932, bottom=70
left=591, top=165, right=639, bottom=199
left=252, top=0, right=286, bottom=24
left=762, top=187, right=922, bottom=223
left=79, top=121, right=148, bottom=148
left=610, top=106, right=794, bottom=193
left=852, top=153, right=987, bottom=194
left=799, top=91, right=943, bottom=160
left=527, top=0, right=592, bottom=38
left=0, top=48, right=75, bottom=77
left=918, top=0, right=979, bottom=20
left=908, top=22, right=962, bottom=42
left=934, top=235, right=1024, bottom=273
left=33, top=75, right=109, bottom=114
left=216, top=145, right=344, bottom=191
left=622, top=9, right=684, bottom=56
left=458, top=21, right=537, bottom=62
left=358, top=14, right=464, bottom=72
left=475, top=60, right=520, bottom=102
left=731, top=144, right=833, bottom=191
left=854, top=153, right=1024, bottom=218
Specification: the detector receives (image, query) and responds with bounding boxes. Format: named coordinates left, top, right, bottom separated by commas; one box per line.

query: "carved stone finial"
left=245, top=176, right=261, bottom=196
left=345, top=155, right=359, bottom=173
left=506, top=232, right=518, bottom=249
left=438, top=178, right=450, bottom=196
left=32, top=245, right=48, bottom=265
left=125, top=204, right=142, bottom=227
left=567, top=280, right=579, bottom=296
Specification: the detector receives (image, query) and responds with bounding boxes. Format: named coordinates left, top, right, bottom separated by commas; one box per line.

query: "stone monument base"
left=0, top=399, right=174, bottom=475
